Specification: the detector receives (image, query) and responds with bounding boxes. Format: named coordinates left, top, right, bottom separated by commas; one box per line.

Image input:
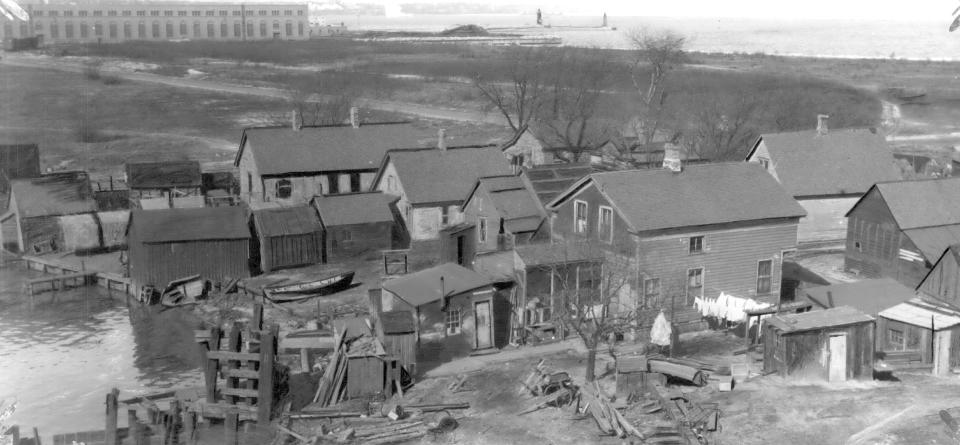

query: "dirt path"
left=0, top=54, right=508, bottom=126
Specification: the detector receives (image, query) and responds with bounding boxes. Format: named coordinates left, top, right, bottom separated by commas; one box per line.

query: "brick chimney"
left=291, top=109, right=301, bottom=131
left=662, top=144, right=682, bottom=173
left=816, top=114, right=829, bottom=136
left=349, top=107, right=359, bottom=129
left=437, top=128, right=446, bottom=151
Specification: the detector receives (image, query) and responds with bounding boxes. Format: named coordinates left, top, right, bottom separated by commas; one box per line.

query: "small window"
left=686, top=268, right=704, bottom=304
left=643, top=278, right=661, bottom=307
left=276, top=179, right=292, bottom=199
left=34, top=10, right=43, bottom=16
left=441, top=207, right=450, bottom=225
left=123, top=10, right=132, bottom=16
left=136, top=11, right=145, bottom=16
left=163, top=10, right=173, bottom=16
left=574, top=200, right=588, bottom=234
left=887, top=328, right=905, bottom=351
left=177, top=10, right=186, bottom=16
left=49, top=11, right=59, bottom=16
left=220, top=10, right=228, bottom=16
left=271, top=10, right=280, bottom=15
left=341, top=230, right=352, bottom=242
left=350, top=173, right=361, bottom=192
left=757, top=259, right=773, bottom=294
left=689, top=235, right=704, bottom=254
left=65, top=10, right=74, bottom=16
left=758, top=157, right=770, bottom=169
left=327, top=174, right=339, bottom=194
left=598, top=206, right=613, bottom=243
left=150, top=10, right=159, bottom=16
left=192, top=10, right=201, bottom=16
left=298, top=10, right=304, bottom=15
left=233, top=10, right=242, bottom=16
left=205, top=10, right=215, bottom=16
left=284, top=9, right=293, bottom=15
left=259, top=10, right=268, bottom=15
left=855, top=241, right=862, bottom=252
left=445, top=308, right=461, bottom=335
left=78, top=10, right=88, bottom=16
left=108, top=10, right=117, bottom=16
left=478, top=217, right=488, bottom=244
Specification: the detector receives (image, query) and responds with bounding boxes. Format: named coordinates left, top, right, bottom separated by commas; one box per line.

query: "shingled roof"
left=749, top=129, right=901, bottom=197
left=766, top=306, right=874, bottom=334
left=547, top=162, right=806, bottom=234
left=129, top=206, right=249, bottom=244
left=236, top=122, right=494, bottom=175
left=312, top=192, right=398, bottom=226
left=858, top=177, right=960, bottom=230
left=463, top=174, right=546, bottom=234
left=381, top=146, right=511, bottom=205
left=251, top=205, right=322, bottom=238
left=126, top=161, right=202, bottom=189
left=10, top=171, right=96, bottom=218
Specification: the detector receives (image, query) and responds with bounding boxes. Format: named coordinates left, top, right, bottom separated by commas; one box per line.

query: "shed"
left=126, top=160, right=203, bottom=208
left=877, top=297, right=960, bottom=376
left=3, top=171, right=96, bottom=253
left=763, top=306, right=875, bottom=382
left=127, top=206, right=250, bottom=288
left=312, top=192, right=400, bottom=262
left=380, top=310, right=417, bottom=375
left=250, top=205, right=324, bottom=273
left=332, top=316, right=400, bottom=399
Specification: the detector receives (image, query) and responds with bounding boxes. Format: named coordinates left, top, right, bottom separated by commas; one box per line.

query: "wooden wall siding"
left=21, top=216, right=62, bottom=254
left=796, top=197, right=857, bottom=244
left=763, top=322, right=874, bottom=381
left=130, top=239, right=249, bottom=288
left=877, top=317, right=931, bottom=363
left=919, top=253, right=960, bottom=306
left=383, top=333, right=417, bottom=373
left=346, top=356, right=386, bottom=399
left=326, top=222, right=393, bottom=263
left=463, top=187, right=502, bottom=253
left=440, top=225, right=477, bottom=267
left=262, top=232, right=324, bottom=273
left=549, top=183, right=637, bottom=258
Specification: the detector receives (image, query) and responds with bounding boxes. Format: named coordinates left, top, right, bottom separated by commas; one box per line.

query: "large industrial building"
left=0, top=2, right=309, bottom=43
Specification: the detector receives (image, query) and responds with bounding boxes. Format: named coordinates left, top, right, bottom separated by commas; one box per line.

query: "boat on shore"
left=266, top=271, right=355, bottom=296
left=159, top=275, right=206, bottom=307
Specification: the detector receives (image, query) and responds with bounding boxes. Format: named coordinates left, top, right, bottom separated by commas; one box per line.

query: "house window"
left=887, top=329, right=905, bottom=351
left=686, top=268, right=704, bottom=304
left=758, top=157, right=769, bottom=169
left=340, top=230, right=352, bottom=242
left=643, top=278, right=661, bottom=307
left=574, top=200, right=588, bottom=234
left=205, top=10, right=215, bottom=16
left=178, top=11, right=186, bottom=16
left=886, top=325, right=921, bottom=351
left=285, top=21, right=292, bottom=36
left=757, top=259, right=773, bottom=294
left=445, top=308, right=461, bottom=335
left=259, top=21, right=266, bottom=36
left=441, top=207, right=451, bottom=225
left=163, top=10, right=172, bottom=16
left=180, top=21, right=187, bottom=35
left=689, top=236, right=704, bottom=254
left=350, top=173, right=361, bottom=192
left=478, top=217, right=488, bottom=244
left=598, top=206, right=613, bottom=243
left=328, top=175, right=340, bottom=194
left=276, top=179, right=292, bottom=199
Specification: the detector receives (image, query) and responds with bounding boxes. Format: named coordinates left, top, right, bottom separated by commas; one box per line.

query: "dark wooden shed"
left=312, top=192, right=400, bottom=263
left=763, top=306, right=875, bottom=382
left=127, top=206, right=250, bottom=288
left=250, top=205, right=325, bottom=273
left=380, top=310, right=417, bottom=375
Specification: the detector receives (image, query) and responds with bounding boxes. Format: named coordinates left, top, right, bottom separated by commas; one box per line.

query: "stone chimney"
left=816, top=114, right=829, bottom=136
left=437, top=128, right=446, bottom=151
left=349, top=107, right=359, bottom=129
left=291, top=109, right=301, bottom=131
left=662, top=144, right=682, bottom=173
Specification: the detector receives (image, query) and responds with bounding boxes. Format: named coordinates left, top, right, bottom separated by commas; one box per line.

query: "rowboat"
left=159, top=275, right=206, bottom=307
left=265, top=271, right=355, bottom=296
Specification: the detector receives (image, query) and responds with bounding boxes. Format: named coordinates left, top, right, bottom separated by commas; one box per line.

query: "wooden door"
left=934, top=330, right=951, bottom=376
left=828, top=334, right=847, bottom=382
left=475, top=301, right=492, bottom=349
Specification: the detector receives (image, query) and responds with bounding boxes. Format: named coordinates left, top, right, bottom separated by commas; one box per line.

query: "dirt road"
left=0, top=54, right=508, bottom=126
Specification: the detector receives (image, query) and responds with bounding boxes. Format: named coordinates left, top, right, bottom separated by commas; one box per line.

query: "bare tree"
left=282, top=74, right=356, bottom=126
left=681, top=93, right=761, bottom=162
left=473, top=46, right=553, bottom=135
left=625, top=28, right=687, bottom=147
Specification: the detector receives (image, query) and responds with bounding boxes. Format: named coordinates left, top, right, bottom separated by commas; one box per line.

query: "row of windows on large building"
left=3, top=19, right=305, bottom=39
left=32, top=9, right=303, bottom=17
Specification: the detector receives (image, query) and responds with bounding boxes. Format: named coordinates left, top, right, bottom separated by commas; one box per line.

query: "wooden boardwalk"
left=27, top=271, right=97, bottom=296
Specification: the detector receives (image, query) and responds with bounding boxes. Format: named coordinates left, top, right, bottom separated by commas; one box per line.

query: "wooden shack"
left=877, top=297, right=960, bottom=376
left=379, top=310, right=417, bottom=376
left=2, top=171, right=97, bottom=253
left=126, top=160, right=202, bottom=209
left=333, top=316, right=401, bottom=399
left=763, top=306, right=875, bottom=382
left=250, top=205, right=325, bottom=273
left=127, top=206, right=250, bottom=288
left=312, top=192, right=401, bottom=263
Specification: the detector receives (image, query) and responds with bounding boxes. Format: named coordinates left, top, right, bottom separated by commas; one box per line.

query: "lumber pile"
left=312, top=331, right=349, bottom=407
left=283, top=402, right=465, bottom=445
left=576, top=381, right=645, bottom=440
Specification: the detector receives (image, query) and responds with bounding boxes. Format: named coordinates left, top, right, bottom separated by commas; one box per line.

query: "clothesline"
left=694, top=292, right=771, bottom=326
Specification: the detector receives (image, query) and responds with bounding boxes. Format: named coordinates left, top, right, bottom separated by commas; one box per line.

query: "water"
left=326, top=14, right=960, bottom=61
left=0, top=266, right=204, bottom=441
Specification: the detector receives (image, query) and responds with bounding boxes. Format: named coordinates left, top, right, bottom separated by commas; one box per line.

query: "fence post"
left=128, top=409, right=144, bottom=445
left=183, top=411, right=196, bottom=445
left=224, top=412, right=239, bottom=445
left=204, top=326, right=222, bottom=403
left=105, top=388, right=119, bottom=445
left=257, top=324, right=278, bottom=424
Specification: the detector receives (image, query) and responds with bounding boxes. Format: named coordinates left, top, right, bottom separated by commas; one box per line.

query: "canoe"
left=266, top=271, right=355, bottom=296
left=159, top=275, right=206, bottom=307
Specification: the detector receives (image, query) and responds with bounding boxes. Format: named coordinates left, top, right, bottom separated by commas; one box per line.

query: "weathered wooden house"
left=877, top=297, right=960, bottom=376
left=125, top=160, right=203, bottom=209
left=127, top=206, right=250, bottom=288
left=378, top=310, right=417, bottom=375
left=373, top=145, right=511, bottom=241
left=545, top=161, right=806, bottom=332
left=763, top=306, right=875, bottom=382
left=1, top=171, right=97, bottom=253
left=234, top=113, right=492, bottom=205
left=0, top=143, right=40, bottom=192
left=746, top=117, right=901, bottom=244
left=380, top=263, right=507, bottom=354
left=803, top=278, right=916, bottom=318
left=844, top=177, right=960, bottom=287
left=500, top=125, right=546, bottom=170
left=312, top=192, right=401, bottom=262
left=461, top=174, right=547, bottom=253
left=917, top=244, right=960, bottom=306
left=250, top=205, right=324, bottom=273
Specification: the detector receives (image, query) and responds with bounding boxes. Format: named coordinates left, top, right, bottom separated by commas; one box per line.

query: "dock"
left=20, top=255, right=140, bottom=304
left=27, top=271, right=97, bottom=296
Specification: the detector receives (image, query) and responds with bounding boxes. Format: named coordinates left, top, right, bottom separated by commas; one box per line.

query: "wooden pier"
left=19, top=255, right=140, bottom=307
left=27, top=272, right=97, bottom=296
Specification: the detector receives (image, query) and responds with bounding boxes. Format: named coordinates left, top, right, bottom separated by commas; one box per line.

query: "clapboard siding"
left=262, top=232, right=324, bottom=273
left=130, top=239, right=250, bottom=287
left=549, top=184, right=637, bottom=257
left=919, top=251, right=960, bottom=306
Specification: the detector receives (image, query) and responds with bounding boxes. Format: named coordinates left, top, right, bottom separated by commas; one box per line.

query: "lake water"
left=325, top=14, right=960, bottom=61
left=0, top=265, right=204, bottom=441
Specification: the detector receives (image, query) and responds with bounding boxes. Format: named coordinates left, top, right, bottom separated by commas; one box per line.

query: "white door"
left=828, top=334, right=847, bottom=382
left=934, top=330, right=952, bottom=376
left=475, top=301, right=492, bottom=349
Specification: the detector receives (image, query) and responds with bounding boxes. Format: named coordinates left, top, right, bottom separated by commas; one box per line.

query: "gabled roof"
left=879, top=297, right=960, bottom=330
left=463, top=174, right=546, bottom=234
left=10, top=171, right=96, bottom=218
left=312, top=192, right=398, bottom=226
left=382, top=263, right=494, bottom=307
left=803, top=278, right=916, bottom=316
left=251, top=205, right=322, bottom=238
left=379, top=146, right=511, bottom=205
left=0, top=143, right=40, bottom=181
left=129, top=206, right=249, bottom=243
left=126, top=160, right=202, bottom=189
left=524, top=162, right=593, bottom=205
left=852, top=177, right=960, bottom=230
left=235, top=122, right=494, bottom=175
left=920, top=244, right=960, bottom=290
left=547, top=163, right=806, bottom=234
left=902, top=225, right=960, bottom=263
left=748, top=129, right=900, bottom=197
left=515, top=241, right=605, bottom=267
left=766, top=306, right=874, bottom=334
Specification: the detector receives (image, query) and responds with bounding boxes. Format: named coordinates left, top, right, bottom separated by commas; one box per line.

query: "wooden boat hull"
left=159, top=275, right=206, bottom=307
left=266, top=271, right=355, bottom=296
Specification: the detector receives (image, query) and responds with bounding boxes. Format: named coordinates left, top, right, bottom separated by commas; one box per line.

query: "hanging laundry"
left=650, top=311, right=672, bottom=346
left=696, top=292, right=771, bottom=324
